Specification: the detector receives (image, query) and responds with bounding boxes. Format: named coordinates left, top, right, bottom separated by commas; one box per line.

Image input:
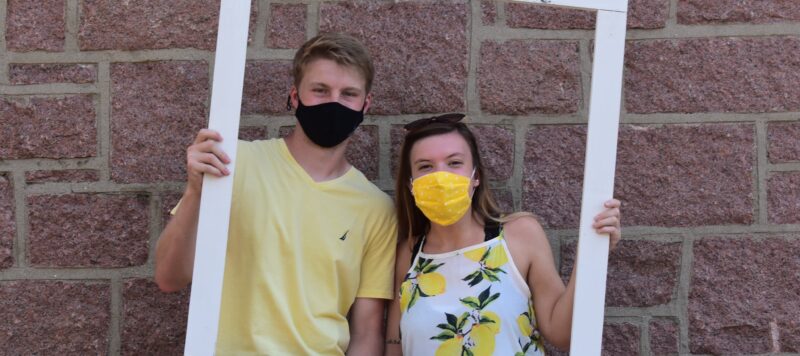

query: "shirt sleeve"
left=356, top=198, right=398, bottom=300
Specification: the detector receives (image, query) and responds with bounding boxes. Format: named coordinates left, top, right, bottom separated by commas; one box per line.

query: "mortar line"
left=307, top=1, right=320, bottom=38
left=65, top=0, right=79, bottom=51
left=465, top=0, right=481, bottom=115
left=579, top=39, right=592, bottom=121
left=676, top=233, right=695, bottom=355
left=254, top=0, right=270, bottom=50
left=147, top=194, right=161, bottom=269
left=641, top=314, right=651, bottom=356
left=108, top=275, right=122, bottom=356
left=0, top=0, right=8, bottom=84
left=756, top=120, right=768, bottom=224
left=11, top=171, right=27, bottom=268
left=496, top=0, right=507, bottom=27
left=511, top=116, right=530, bottom=213
left=97, top=62, right=111, bottom=182
left=667, top=0, right=678, bottom=27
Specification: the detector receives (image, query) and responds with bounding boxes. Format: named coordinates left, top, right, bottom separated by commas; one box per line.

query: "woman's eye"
left=449, top=161, right=463, bottom=167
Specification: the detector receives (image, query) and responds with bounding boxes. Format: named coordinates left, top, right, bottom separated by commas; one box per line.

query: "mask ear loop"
left=286, top=95, right=292, bottom=111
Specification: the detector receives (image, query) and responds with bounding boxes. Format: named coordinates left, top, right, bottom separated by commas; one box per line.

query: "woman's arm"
left=384, top=238, right=413, bottom=356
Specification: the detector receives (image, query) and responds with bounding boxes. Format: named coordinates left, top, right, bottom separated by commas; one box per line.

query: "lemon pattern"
left=400, top=257, right=447, bottom=312
left=399, top=233, right=545, bottom=355
left=462, top=242, right=509, bottom=286
left=515, top=301, right=545, bottom=356
left=431, top=286, right=501, bottom=356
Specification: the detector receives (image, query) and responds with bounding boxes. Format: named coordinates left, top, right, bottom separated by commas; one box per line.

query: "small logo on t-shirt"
left=339, top=230, right=349, bottom=241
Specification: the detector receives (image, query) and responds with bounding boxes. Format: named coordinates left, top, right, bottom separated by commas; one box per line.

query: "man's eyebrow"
left=308, top=82, right=330, bottom=88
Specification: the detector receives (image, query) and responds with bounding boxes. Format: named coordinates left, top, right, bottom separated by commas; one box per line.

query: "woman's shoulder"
left=501, top=213, right=549, bottom=248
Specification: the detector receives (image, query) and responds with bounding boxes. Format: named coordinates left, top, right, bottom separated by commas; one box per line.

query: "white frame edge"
left=513, top=0, right=628, bottom=355
left=184, top=1, right=252, bottom=355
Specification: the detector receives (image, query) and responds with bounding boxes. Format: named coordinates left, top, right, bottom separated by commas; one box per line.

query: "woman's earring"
left=286, top=95, right=292, bottom=111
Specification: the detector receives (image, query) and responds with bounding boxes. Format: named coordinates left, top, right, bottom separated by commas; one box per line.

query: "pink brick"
left=238, top=126, right=267, bottom=141
left=0, top=281, right=110, bottom=354
left=650, top=318, right=679, bottom=355
left=241, top=61, right=293, bottom=115
left=79, top=0, right=256, bottom=51
left=280, top=125, right=379, bottom=180
left=10, top=63, right=97, bottom=84
left=782, top=321, right=800, bottom=352
left=121, top=279, right=189, bottom=355
left=390, top=125, right=405, bottom=177
left=492, top=189, right=514, bottom=214
left=603, top=323, right=640, bottom=355
left=507, top=0, right=669, bottom=29
left=479, top=40, right=581, bottom=115
left=25, top=169, right=99, bottom=184
left=481, top=0, right=496, bottom=25
left=161, top=193, right=183, bottom=229
left=28, top=194, right=149, bottom=267
left=0, top=175, right=14, bottom=269
left=523, top=124, right=754, bottom=228
left=625, top=37, right=800, bottom=114
left=268, top=4, right=306, bottom=49
left=0, top=95, right=97, bottom=159
left=562, top=240, right=681, bottom=307
left=768, top=121, right=800, bottom=163
left=689, top=236, right=800, bottom=354
left=679, top=0, right=800, bottom=25
left=768, top=172, right=800, bottom=224
left=507, top=4, right=594, bottom=29
left=345, top=125, right=379, bottom=181
left=321, top=1, right=467, bottom=114
left=472, top=125, right=514, bottom=181
left=110, top=61, right=208, bottom=183
left=5, top=0, right=65, bottom=52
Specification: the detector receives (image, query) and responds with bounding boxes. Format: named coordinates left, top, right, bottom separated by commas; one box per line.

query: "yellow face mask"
left=411, top=170, right=475, bottom=226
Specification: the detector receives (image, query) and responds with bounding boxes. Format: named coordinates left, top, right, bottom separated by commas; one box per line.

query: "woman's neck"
left=424, top=212, right=485, bottom=253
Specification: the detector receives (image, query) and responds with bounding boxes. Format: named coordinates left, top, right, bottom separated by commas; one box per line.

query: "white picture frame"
left=184, top=1, right=251, bottom=355
left=184, top=0, right=628, bottom=355
left=513, top=1, right=629, bottom=354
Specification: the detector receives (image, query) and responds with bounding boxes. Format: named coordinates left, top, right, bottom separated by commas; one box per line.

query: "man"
left=155, top=33, right=397, bottom=355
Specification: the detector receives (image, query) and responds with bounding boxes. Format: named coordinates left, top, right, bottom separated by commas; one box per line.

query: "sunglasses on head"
left=403, top=113, right=466, bottom=132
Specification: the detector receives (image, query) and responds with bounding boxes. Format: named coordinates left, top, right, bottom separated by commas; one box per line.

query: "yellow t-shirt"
left=176, top=139, right=397, bottom=355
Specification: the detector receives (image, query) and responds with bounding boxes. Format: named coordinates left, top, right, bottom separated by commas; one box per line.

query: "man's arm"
left=154, top=188, right=201, bottom=292
left=154, top=129, right=230, bottom=292
left=347, top=297, right=387, bottom=356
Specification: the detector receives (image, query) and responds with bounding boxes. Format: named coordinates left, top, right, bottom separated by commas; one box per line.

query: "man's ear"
left=289, top=86, right=299, bottom=110
left=362, top=92, right=373, bottom=114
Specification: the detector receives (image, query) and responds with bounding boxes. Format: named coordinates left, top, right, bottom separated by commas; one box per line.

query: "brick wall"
left=1, top=0, right=799, bottom=354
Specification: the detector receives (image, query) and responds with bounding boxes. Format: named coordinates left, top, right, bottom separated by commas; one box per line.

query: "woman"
left=385, top=114, right=621, bottom=355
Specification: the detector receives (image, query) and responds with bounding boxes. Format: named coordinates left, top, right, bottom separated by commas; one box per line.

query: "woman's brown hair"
left=395, top=121, right=529, bottom=249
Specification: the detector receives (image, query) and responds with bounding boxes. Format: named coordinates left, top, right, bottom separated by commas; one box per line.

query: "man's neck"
left=284, top=129, right=351, bottom=183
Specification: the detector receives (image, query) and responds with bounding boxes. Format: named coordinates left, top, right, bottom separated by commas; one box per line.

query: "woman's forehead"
left=410, top=132, right=471, bottom=161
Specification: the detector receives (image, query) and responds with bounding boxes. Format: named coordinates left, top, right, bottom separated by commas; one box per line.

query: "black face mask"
left=293, top=97, right=365, bottom=148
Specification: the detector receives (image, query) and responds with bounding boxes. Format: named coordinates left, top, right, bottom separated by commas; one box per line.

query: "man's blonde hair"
left=292, top=33, right=375, bottom=92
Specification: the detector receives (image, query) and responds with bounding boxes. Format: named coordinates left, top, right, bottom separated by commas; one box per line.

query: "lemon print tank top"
left=399, top=228, right=546, bottom=356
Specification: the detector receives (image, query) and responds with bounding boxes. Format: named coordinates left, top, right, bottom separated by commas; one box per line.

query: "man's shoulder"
left=345, top=171, right=393, bottom=211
